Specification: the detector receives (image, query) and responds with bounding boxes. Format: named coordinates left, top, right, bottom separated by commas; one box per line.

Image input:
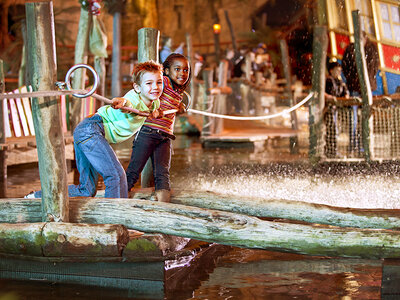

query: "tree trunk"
left=137, top=27, right=160, bottom=188
left=70, top=7, right=91, bottom=131
left=0, top=222, right=128, bottom=257
left=280, top=39, right=299, bottom=154
left=352, top=10, right=373, bottom=161
left=25, top=1, right=69, bottom=222
left=3, top=196, right=400, bottom=258
left=0, top=59, right=6, bottom=197
left=111, top=11, right=121, bottom=98
left=201, top=69, right=214, bottom=137
left=309, top=25, right=328, bottom=164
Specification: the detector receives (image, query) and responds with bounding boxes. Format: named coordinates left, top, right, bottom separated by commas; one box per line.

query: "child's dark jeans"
left=126, top=126, right=172, bottom=191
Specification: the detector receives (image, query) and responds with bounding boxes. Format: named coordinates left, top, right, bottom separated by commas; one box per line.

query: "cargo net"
left=322, top=103, right=400, bottom=161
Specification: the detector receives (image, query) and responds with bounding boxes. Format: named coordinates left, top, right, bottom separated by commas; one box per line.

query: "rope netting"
left=322, top=102, right=400, bottom=161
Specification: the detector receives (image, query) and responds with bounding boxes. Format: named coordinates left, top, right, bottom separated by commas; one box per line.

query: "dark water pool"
left=1, top=135, right=399, bottom=299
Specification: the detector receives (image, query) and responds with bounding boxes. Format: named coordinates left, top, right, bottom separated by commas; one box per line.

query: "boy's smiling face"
left=165, top=58, right=190, bottom=86
left=134, top=71, right=163, bottom=104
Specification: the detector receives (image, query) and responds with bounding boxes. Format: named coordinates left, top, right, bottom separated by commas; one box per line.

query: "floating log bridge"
left=3, top=195, right=400, bottom=259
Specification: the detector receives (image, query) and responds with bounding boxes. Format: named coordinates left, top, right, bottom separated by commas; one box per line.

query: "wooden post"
left=70, top=7, right=91, bottom=131
left=111, top=11, right=121, bottom=98
left=137, top=28, right=160, bottom=63
left=280, top=39, right=299, bottom=154
left=224, top=10, right=237, bottom=55
left=25, top=1, right=69, bottom=222
left=212, top=60, right=228, bottom=134
left=18, top=21, right=27, bottom=87
left=186, top=33, right=195, bottom=112
left=0, top=59, right=6, bottom=198
left=138, top=28, right=160, bottom=188
left=308, top=26, right=328, bottom=164
left=201, top=69, right=214, bottom=137
left=352, top=10, right=373, bottom=161
left=240, top=53, right=252, bottom=115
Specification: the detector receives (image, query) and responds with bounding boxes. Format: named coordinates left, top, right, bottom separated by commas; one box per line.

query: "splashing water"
left=171, top=146, right=400, bottom=210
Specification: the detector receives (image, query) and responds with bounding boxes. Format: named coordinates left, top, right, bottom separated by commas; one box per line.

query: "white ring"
left=65, top=64, right=99, bottom=98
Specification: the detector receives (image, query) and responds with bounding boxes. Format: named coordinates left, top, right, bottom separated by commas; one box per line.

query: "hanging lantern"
left=213, top=23, right=221, bottom=34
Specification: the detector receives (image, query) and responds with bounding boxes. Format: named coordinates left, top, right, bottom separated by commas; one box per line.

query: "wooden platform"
left=1, top=134, right=74, bottom=165
left=201, top=119, right=298, bottom=148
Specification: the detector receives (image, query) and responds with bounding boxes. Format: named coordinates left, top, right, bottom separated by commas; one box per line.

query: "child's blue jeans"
left=126, top=126, right=172, bottom=191
left=33, top=114, right=128, bottom=198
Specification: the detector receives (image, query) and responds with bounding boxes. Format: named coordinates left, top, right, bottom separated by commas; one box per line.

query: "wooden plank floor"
left=200, top=119, right=298, bottom=148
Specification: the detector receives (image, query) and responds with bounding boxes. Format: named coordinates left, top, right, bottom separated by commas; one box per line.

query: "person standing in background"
left=342, top=32, right=379, bottom=154
left=160, top=35, right=184, bottom=63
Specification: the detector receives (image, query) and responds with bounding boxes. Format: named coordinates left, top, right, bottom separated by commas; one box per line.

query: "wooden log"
left=186, top=33, right=196, bottom=111
left=309, top=25, right=328, bottom=164
left=6, top=197, right=400, bottom=259
left=111, top=11, right=121, bottom=97
left=67, top=198, right=400, bottom=259
left=5, top=191, right=400, bottom=230
left=71, top=7, right=91, bottom=131
left=42, top=222, right=129, bottom=257
left=280, top=39, right=299, bottom=154
left=201, top=69, right=214, bottom=137
left=352, top=10, right=373, bottom=161
left=224, top=10, right=237, bottom=55
left=0, top=59, right=6, bottom=197
left=137, top=28, right=160, bottom=63
left=137, top=27, right=160, bottom=189
left=25, top=1, right=69, bottom=222
left=0, top=222, right=129, bottom=257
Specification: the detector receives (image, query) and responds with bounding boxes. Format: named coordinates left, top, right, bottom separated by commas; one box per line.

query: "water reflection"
left=1, top=135, right=396, bottom=299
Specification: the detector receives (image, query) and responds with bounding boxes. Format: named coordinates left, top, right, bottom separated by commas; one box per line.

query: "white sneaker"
left=24, top=192, right=36, bottom=199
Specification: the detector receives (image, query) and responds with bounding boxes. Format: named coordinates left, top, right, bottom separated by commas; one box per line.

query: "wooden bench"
left=0, top=86, right=91, bottom=165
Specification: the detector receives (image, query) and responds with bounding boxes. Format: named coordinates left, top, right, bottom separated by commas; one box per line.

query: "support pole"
left=352, top=10, right=373, bottom=161
left=308, top=26, right=328, bottom=164
left=138, top=28, right=160, bottom=188
left=0, top=59, right=6, bottom=198
left=111, top=11, right=121, bottom=98
left=224, top=10, right=237, bottom=55
left=70, top=7, right=91, bottom=131
left=280, top=39, right=299, bottom=154
left=201, top=68, right=214, bottom=137
left=26, top=1, right=69, bottom=222
left=186, top=33, right=195, bottom=112
left=137, top=28, right=160, bottom=63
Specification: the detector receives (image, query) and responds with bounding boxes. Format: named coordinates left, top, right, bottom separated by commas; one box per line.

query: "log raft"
left=3, top=193, right=400, bottom=259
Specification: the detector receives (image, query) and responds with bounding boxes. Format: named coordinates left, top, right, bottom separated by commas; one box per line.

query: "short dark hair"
left=328, top=61, right=342, bottom=72
left=132, top=60, right=163, bottom=84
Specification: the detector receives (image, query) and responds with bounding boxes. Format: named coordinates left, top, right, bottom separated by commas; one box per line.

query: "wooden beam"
left=70, top=7, right=91, bottom=131
left=309, top=25, right=328, bottom=164
left=280, top=39, right=299, bottom=154
left=137, top=27, right=160, bottom=63
left=352, top=10, right=373, bottom=161
left=0, top=222, right=129, bottom=257
left=25, top=1, right=69, bottom=222
left=3, top=197, right=400, bottom=258
left=0, top=59, right=6, bottom=197
left=137, top=27, right=160, bottom=189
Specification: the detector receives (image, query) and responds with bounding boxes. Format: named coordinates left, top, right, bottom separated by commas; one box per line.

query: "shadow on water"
left=2, top=135, right=400, bottom=298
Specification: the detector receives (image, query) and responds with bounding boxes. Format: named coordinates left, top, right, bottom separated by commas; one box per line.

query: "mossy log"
left=0, top=222, right=129, bottom=257
left=2, top=191, right=400, bottom=230
left=3, top=197, right=400, bottom=258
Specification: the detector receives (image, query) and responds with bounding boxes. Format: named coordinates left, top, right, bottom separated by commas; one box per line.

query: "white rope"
left=187, top=92, right=314, bottom=120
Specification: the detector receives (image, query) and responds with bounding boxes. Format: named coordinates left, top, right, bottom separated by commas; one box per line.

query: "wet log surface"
left=0, top=222, right=128, bottom=257
left=2, top=192, right=400, bottom=258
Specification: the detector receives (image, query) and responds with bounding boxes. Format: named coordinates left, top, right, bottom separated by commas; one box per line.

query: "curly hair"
left=163, top=53, right=191, bottom=91
left=132, top=60, right=163, bottom=85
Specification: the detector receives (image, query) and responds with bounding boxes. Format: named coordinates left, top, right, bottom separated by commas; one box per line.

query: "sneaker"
left=24, top=191, right=36, bottom=199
